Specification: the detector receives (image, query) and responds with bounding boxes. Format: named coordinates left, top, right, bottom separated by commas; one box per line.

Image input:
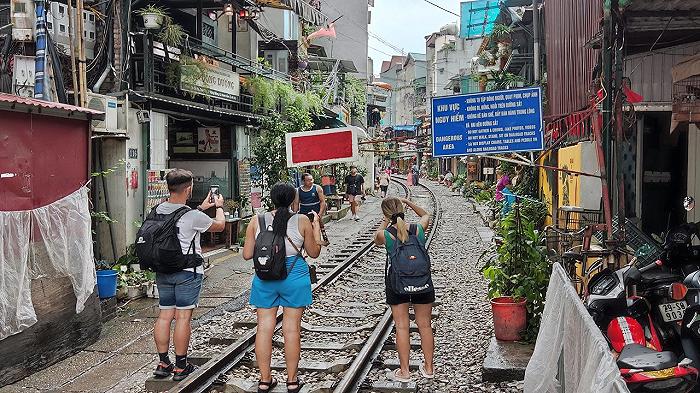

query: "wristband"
left=196, top=206, right=205, bottom=211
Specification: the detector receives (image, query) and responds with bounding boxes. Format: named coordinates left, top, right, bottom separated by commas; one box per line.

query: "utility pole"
left=76, top=0, right=87, bottom=106
left=532, top=0, right=540, bottom=82
left=67, top=0, right=79, bottom=105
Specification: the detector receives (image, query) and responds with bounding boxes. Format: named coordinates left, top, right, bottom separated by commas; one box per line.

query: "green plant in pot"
left=136, top=5, right=167, bottom=29
left=480, top=201, right=550, bottom=342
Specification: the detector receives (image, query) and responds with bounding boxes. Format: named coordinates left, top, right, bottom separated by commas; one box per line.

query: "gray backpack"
left=386, top=224, right=433, bottom=295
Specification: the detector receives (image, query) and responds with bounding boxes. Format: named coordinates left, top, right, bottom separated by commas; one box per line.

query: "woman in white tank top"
left=242, top=183, right=322, bottom=393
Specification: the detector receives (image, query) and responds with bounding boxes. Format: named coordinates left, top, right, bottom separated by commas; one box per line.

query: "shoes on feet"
left=172, top=363, right=197, bottom=381
left=286, top=378, right=304, bottom=393
left=153, top=362, right=174, bottom=378
left=419, top=364, right=434, bottom=379
left=257, top=378, right=278, bottom=392
left=388, top=369, right=412, bottom=383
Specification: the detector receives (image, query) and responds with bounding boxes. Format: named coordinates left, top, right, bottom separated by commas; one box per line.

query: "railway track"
left=157, top=178, right=441, bottom=393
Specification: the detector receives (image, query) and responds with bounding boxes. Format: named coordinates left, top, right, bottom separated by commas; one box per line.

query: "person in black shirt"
left=344, top=166, right=365, bottom=221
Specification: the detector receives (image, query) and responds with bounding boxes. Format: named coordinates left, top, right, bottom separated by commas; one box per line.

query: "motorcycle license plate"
left=659, top=301, right=688, bottom=322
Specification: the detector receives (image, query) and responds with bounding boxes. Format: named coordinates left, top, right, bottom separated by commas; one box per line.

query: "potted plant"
left=136, top=5, right=167, bottom=29
left=116, top=244, right=140, bottom=272
left=224, top=199, right=239, bottom=216
left=95, top=260, right=118, bottom=299
left=480, top=201, right=550, bottom=341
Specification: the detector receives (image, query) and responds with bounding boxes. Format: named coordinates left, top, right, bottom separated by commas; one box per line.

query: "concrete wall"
left=318, top=0, right=369, bottom=79
left=94, top=102, right=145, bottom=261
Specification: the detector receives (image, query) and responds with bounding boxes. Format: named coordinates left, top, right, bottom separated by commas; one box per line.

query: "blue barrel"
left=96, top=270, right=118, bottom=299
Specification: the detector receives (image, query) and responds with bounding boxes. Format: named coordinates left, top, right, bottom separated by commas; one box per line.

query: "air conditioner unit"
left=11, top=0, right=34, bottom=41
left=87, top=92, right=118, bottom=132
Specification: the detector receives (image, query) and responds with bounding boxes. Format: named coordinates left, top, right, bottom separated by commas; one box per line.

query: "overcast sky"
left=368, top=0, right=462, bottom=75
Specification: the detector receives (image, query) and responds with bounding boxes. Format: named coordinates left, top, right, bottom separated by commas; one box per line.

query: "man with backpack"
left=136, top=169, right=225, bottom=381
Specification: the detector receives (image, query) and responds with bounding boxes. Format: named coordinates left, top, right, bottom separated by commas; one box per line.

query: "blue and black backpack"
left=386, top=224, right=433, bottom=295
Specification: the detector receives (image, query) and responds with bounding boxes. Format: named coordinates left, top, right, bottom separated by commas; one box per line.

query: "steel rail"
left=333, top=177, right=441, bottom=393
left=169, top=179, right=412, bottom=393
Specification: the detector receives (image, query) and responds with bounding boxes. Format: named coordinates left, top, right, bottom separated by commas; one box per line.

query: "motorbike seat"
left=640, top=270, right=683, bottom=286
left=617, top=343, right=679, bottom=371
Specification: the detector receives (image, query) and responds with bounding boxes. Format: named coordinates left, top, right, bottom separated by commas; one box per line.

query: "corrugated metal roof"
left=0, top=93, right=104, bottom=119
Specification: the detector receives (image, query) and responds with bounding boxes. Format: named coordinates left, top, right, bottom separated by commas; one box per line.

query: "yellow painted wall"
left=558, top=144, right=582, bottom=210
left=539, top=151, right=556, bottom=227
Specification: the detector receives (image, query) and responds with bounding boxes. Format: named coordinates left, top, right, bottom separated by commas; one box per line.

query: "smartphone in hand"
left=209, top=185, right=220, bottom=204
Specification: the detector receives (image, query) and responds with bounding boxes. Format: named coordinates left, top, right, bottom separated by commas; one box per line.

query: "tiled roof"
left=0, top=93, right=104, bottom=119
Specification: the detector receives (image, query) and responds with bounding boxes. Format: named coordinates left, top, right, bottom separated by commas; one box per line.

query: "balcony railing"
left=130, top=32, right=291, bottom=115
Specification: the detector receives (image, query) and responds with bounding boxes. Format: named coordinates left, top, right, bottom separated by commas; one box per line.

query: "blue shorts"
left=250, top=255, right=312, bottom=309
left=156, top=271, right=204, bottom=310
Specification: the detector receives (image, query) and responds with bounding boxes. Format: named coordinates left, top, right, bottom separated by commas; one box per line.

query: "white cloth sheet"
left=0, top=187, right=95, bottom=340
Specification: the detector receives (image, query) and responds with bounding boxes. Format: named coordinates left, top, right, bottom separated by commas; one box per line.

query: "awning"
left=307, top=56, right=358, bottom=73
left=258, top=0, right=328, bottom=26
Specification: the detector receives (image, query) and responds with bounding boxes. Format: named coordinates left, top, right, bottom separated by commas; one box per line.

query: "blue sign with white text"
left=431, top=87, right=543, bottom=157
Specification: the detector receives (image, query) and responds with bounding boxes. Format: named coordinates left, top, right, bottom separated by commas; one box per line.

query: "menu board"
left=146, top=169, right=170, bottom=211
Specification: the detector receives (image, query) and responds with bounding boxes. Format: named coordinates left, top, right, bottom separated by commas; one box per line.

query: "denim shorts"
left=156, top=271, right=204, bottom=310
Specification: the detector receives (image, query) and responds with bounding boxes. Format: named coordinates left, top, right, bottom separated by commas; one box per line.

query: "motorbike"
left=586, top=259, right=699, bottom=392
left=629, top=197, right=700, bottom=371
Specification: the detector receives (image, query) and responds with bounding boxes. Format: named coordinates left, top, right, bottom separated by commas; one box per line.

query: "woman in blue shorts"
left=242, top=183, right=322, bottom=393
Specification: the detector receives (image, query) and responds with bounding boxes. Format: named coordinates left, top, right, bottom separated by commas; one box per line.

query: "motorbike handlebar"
left=639, top=259, right=663, bottom=274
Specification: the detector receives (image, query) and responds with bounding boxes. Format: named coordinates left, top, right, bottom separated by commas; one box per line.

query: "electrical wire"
left=421, top=0, right=460, bottom=17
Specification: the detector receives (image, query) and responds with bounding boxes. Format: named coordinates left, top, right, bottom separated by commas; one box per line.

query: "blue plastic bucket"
left=96, top=270, right=118, bottom=299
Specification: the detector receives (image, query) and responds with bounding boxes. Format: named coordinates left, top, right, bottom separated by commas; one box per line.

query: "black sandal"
left=258, top=378, right=278, bottom=393
left=286, top=379, right=303, bottom=393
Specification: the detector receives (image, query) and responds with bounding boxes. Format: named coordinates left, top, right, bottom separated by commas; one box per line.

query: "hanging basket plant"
left=136, top=5, right=167, bottom=29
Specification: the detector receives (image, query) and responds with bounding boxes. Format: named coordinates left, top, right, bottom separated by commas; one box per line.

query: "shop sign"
left=181, top=64, right=240, bottom=102
left=432, top=87, right=543, bottom=157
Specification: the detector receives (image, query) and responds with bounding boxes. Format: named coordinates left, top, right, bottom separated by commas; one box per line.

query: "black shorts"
left=385, top=288, right=435, bottom=305
left=380, top=185, right=388, bottom=192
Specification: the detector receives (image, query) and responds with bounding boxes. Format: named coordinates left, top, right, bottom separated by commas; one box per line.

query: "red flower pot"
left=491, top=296, right=527, bottom=341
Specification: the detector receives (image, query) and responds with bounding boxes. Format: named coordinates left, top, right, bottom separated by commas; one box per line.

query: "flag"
left=307, top=23, right=336, bottom=42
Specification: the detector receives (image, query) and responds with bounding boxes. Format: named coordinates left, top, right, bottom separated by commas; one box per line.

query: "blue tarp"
left=460, top=0, right=501, bottom=39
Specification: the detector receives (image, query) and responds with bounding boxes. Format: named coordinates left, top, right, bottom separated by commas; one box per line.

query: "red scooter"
left=587, top=260, right=698, bottom=392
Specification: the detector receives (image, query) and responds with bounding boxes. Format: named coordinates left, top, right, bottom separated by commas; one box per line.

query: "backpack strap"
left=286, top=235, right=304, bottom=273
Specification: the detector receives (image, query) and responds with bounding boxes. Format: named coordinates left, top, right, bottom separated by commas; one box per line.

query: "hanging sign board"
left=181, top=64, right=240, bottom=102
left=285, top=127, right=358, bottom=167
left=431, top=87, right=543, bottom=157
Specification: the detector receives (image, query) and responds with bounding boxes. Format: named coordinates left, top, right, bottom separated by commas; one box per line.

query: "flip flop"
left=388, top=369, right=412, bottom=383
left=419, top=364, right=434, bottom=379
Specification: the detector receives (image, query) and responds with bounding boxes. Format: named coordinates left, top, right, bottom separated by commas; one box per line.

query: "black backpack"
left=386, top=224, right=433, bottom=295
left=253, top=214, right=300, bottom=280
left=135, top=205, right=203, bottom=273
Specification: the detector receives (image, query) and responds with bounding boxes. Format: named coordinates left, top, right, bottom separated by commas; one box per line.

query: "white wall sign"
left=181, top=64, right=240, bottom=102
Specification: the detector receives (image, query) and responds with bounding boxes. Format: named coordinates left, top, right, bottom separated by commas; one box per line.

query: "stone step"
left=380, top=358, right=422, bottom=370
left=369, top=381, right=418, bottom=393
left=481, top=336, right=533, bottom=383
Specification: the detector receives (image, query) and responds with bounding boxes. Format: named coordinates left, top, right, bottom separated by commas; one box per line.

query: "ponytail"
left=272, top=207, right=291, bottom=238
left=395, top=216, right=409, bottom=243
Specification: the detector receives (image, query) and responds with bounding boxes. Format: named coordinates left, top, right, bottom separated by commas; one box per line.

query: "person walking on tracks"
left=293, top=173, right=330, bottom=245
left=243, top=183, right=322, bottom=393
left=136, top=169, right=226, bottom=381
left=374, top=197, right=435, bottom=382
left=378, top=169, right=391, bottom=198
left=344, top=166, right=365, bottom=221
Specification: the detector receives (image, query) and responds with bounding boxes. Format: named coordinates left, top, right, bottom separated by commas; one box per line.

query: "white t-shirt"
left=156, top=202, right=214, bottom=274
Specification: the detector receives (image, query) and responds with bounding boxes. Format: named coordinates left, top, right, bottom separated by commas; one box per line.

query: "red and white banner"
left=285, top=127, right=358, bottom=167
